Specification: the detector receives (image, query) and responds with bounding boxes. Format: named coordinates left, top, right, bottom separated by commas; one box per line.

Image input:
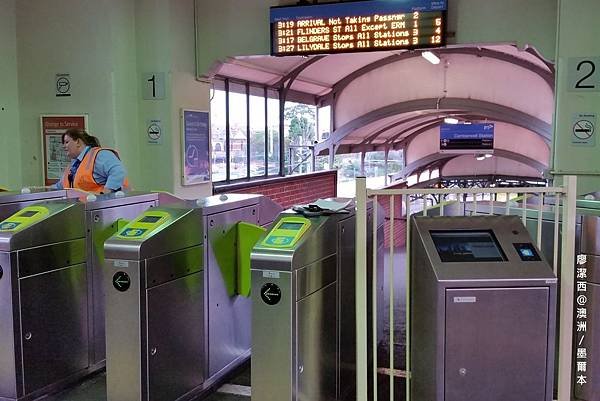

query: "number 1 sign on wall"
left=142, top=72, right=166, bottom=100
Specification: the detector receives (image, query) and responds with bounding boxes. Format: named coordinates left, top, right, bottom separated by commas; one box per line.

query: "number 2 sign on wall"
left=568, top=57, right=600, bottom=92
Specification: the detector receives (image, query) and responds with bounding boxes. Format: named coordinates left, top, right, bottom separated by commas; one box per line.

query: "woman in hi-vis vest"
left=53, top=129, right=129, bottom=194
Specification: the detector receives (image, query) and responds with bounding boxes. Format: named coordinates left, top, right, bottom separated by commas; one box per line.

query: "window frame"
left=211, top=78, right=284, bottom=184
left=210, top=77, right=330, bottom=186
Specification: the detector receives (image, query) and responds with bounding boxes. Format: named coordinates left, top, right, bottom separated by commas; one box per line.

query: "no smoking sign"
left=572, top=113, right=596, bottom=146
left=147, top=119, right=163, bottom=145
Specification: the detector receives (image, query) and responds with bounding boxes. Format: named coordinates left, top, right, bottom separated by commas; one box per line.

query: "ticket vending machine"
left=250, top=201, right=383, bottom=401
left=0, top=192, right=162, bottom=401
left=410, top=215, right=557, bottom=401
left=103, top=194, right=280, bottom=401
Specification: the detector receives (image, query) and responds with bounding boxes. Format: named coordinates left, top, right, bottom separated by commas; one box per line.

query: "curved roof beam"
left=317, top=46, right=554, bottom=104
left=387, top=118, right=445, bottom=146
left=402, top=149, right=547, bottom=178
left=275, top=55, right=327, bottom=93
left=360, top=110, right=468, bottom=144
left=385, top=114, right=550, bottom=150
left=314, top=98, right=551, bottom=155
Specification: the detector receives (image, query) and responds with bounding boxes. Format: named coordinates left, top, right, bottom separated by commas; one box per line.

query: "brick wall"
left=214, top=170, right=337, bottom=210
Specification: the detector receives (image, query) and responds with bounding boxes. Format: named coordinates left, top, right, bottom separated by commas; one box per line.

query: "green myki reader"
left=261, top=216, right=311, bottom=248
left=0, top=205, right=50, bottom=232
left=116, top=210, right=171, bottom=240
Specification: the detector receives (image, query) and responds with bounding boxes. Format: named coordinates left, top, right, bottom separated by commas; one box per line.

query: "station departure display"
left=270, top=0, right=447, bottom=56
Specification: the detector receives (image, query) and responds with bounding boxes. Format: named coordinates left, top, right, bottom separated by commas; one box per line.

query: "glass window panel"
left=407, top=174, right=418, bottom=186
left=315, top=155, right=330, bottom=171
left=365, top=151, right=385, bottom=189
left=250, top=92, right=266, bottom=177
left=387, top=149, right=404, bottom=182
left=334, top=153, right=361, bottom=198
left=284, top=101, right=317, bottom=175
left=317, top=106, right=331, bottom=141
left=228, top=82, right=248, bottom=180
left=210, top=87, right=226, bottom=182
left=267, top=92, right=280, bottom=176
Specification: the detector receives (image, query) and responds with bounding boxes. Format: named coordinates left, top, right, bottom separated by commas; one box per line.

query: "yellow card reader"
left=0, top=206, right=50, bottom=232
left=261, top=216, right=311, bottom=248
left=117, top=210, right=171, bottom=240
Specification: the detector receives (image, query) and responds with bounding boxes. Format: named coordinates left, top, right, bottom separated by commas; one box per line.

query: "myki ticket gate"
left=104, top=194, right=280, bottom=401
left=410, top=215, right=557, bottom=401
left=0, top=192, right=161, bottom=401
left=0, top=201, right=88, bottom=401
left=0, top=188, right=78, bottom=221
left=250, top=200, right=383, bottom=401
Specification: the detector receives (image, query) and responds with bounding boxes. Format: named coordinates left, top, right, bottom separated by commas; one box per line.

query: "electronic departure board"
left=439, top=123, right=495, bottom=153
left=270, top=0, right=447, bottom=56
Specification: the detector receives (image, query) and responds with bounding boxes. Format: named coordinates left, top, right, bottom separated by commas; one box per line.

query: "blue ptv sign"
left=439, top=123, right=494, bottom=153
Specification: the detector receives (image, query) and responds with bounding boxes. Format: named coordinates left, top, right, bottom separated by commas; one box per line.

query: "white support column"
left=355, top=176, right=368, bottom=401
left=557, top=175, right=577, bottom=401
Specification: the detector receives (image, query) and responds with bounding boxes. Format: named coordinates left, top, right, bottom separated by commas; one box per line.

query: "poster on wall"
left=181, top=109, right=210, bottom=186
left=41, top=114, right=88, bottom=185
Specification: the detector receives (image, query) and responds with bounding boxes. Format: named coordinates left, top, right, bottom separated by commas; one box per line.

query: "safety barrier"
left=355, top=176, right=578, bottom=401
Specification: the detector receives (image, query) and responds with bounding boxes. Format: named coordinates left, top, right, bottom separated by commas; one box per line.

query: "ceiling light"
left=422, top=51, right=440, bottom=65
left=484, top=153, right=493, bottom=158
left=444, top=117, right=459, bottom=124
left=475, top=154, right=486, bottom=161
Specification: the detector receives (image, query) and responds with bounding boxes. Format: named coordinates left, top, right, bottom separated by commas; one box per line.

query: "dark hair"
left=62, top=129, right=100, bottom=147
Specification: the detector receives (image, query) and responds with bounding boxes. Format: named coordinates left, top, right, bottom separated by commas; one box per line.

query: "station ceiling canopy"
left=208, top=43, right=555, bottom=180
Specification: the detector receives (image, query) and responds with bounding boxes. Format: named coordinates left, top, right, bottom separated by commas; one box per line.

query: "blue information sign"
left=182, top=109, right=210, bottom=185
left=270, top=0, right=447, bottom=56
left=439, top=123, right=495, bottom=152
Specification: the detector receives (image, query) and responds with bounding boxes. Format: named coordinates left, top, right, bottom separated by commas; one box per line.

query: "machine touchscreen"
left=430, top=230, right=507, bottom=262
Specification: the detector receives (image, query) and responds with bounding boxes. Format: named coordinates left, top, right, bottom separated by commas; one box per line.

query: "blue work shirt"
left=53, top=146, right=127, bottom=191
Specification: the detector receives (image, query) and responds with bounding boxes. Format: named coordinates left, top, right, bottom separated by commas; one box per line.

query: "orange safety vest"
left=60, top=147, right=130, bottom=194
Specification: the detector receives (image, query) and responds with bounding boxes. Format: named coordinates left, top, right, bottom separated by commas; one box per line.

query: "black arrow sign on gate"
left=261, top=283, right=282, bottom=305
left=113, top=271, right=131, bottom=292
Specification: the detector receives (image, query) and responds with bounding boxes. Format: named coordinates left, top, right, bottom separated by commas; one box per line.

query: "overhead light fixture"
left=422, top=51, right=440, bottom=65
left=444, top=117, right=459, bottom=124
left=475, top=154, right=486, bottom=161
left=484, top=153, right=493, bottom=159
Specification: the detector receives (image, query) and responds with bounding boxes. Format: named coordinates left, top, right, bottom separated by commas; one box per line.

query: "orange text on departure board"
left=274, top=11, right=444, bottom=55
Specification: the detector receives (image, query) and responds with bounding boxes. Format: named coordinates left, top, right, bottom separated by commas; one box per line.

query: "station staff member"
left=53, top=128, right=129, bottom=194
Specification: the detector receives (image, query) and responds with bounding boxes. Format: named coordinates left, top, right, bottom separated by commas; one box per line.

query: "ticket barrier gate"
left=250, top=201, right=383, bottom=401
left=104, top=194, right=281, bottom=401
left=0, top=192, right=163, bottom=401
left=0, top=188, right=78, bottom=221
left=410, top=215, right=557, bottom=401
left=0, top=201, right=87, bottom=401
